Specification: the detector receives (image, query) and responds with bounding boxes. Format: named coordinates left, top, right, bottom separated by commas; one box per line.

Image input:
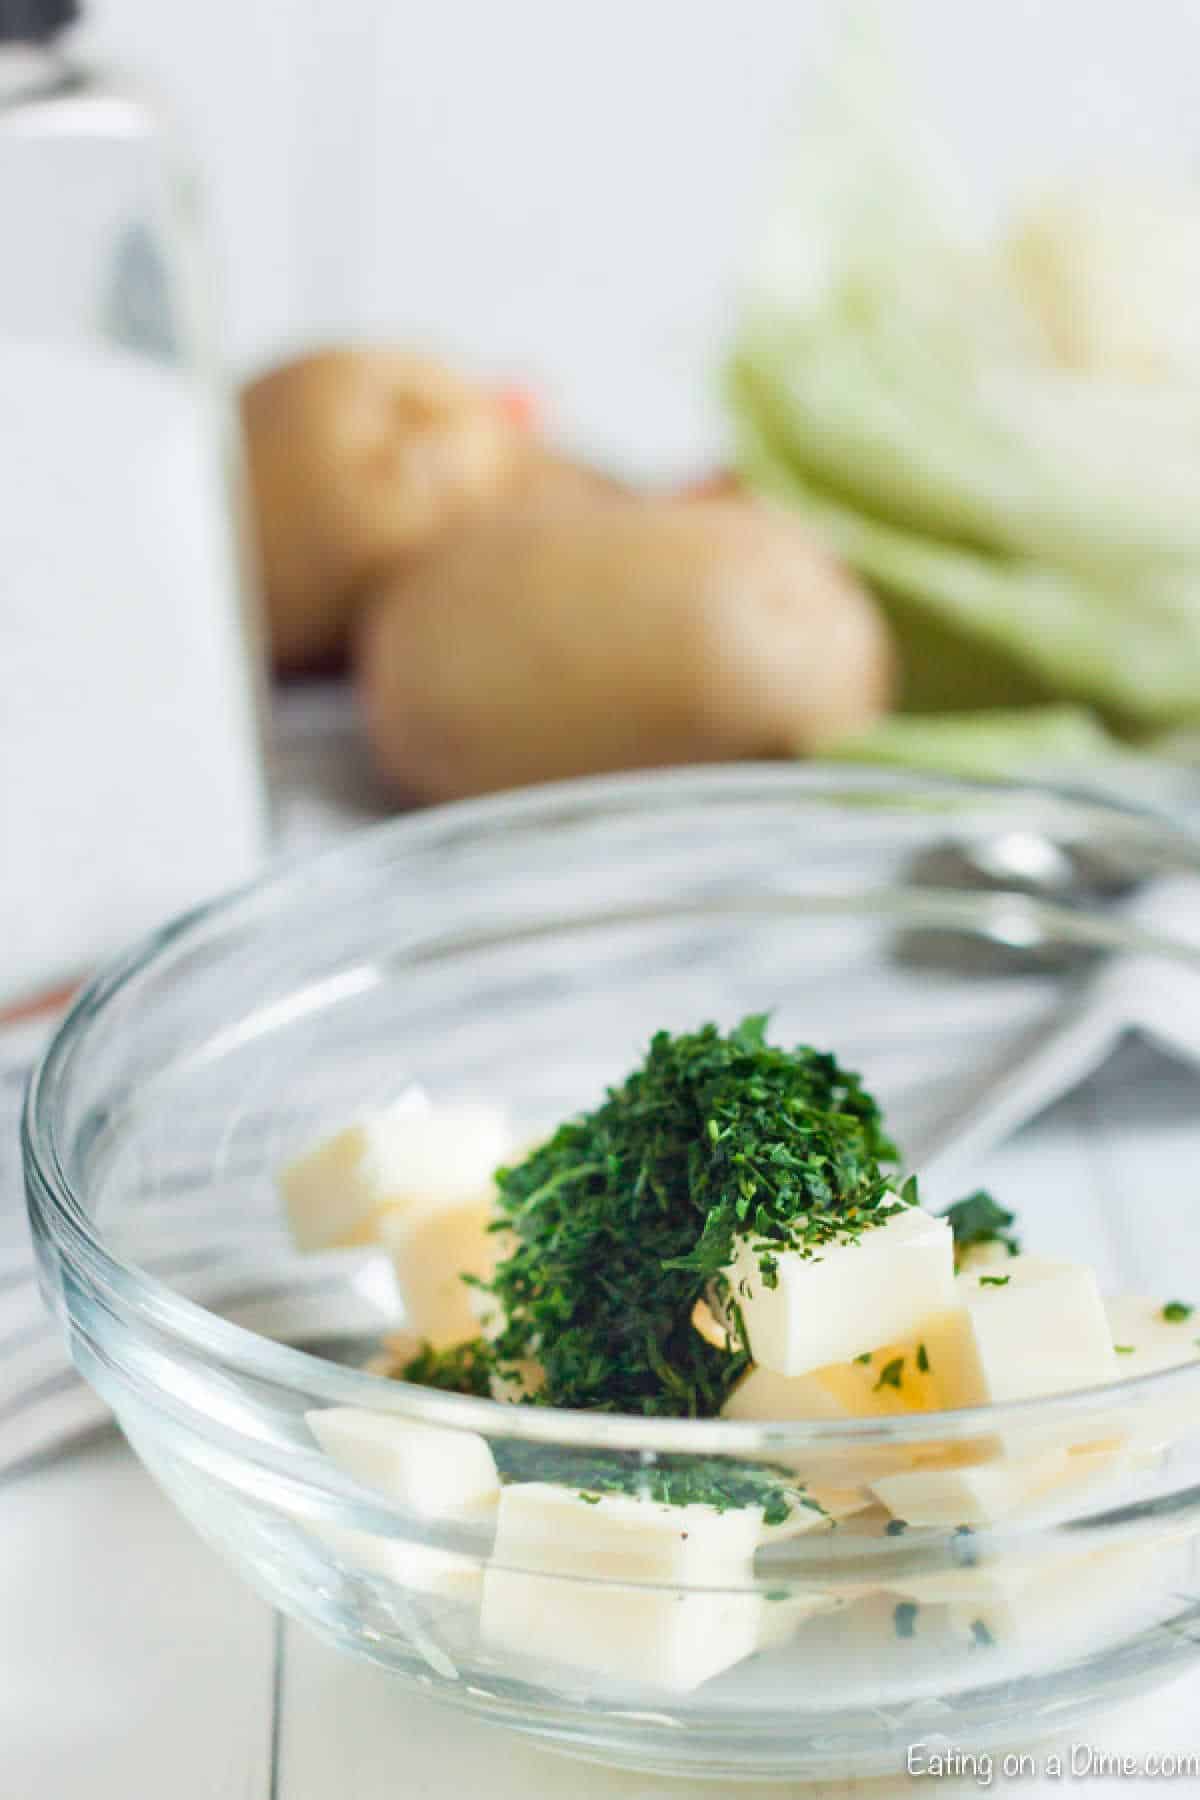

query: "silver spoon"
left=906, top=866, right=1200, bottom=1181
left=894, top=833, right=1145, bottom=977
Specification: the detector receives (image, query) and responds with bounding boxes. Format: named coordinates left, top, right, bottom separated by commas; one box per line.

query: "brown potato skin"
left=356, top=499, right=893, bottom=803
left=242, top=350, right=522, bottom=668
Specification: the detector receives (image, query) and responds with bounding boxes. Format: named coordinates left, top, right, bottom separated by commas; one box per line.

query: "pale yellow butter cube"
left=280, top=1085, right=431, bottom=1251
left=941, top=1544, right=1171, bottom=1656
left=939, top=1257, right=1117, bottom=1408
left=379, top=1194, right=499, bottom=1349
left=756, top=1484, right=873, bottom=1552
left=755, top=1587, right=846, bottom=1649
left=307, top=1407, right=500, bottom=1514
left=1105, top=1295, right=1200, bottom=1377
left=317, top=1523, right=484, bottom=1600
left=306, top=1407, right=499, bottom=1599
left=723, top=1207, right=957, bottom=1378
left=870, top=1450, right=1070, bottom=1527
left=362, top=1099, right=511, bottom=1209
left=280, top=1093, right=511, bottom=1252
left=1096, top=1294, right=1200, bottom=1455
left=726, top=1308, right=977, bottom=1427
left=480, top=1482, right=766, bottom=1692
left=721, top=1358, right=977, bottom=1486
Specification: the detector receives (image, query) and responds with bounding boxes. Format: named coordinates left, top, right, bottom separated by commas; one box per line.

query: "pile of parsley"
left=410, top=1014, right=907, bottom=1418
left=488, top=1442, right=822, bottom=1526
left=941, top=1190, right=1020, bottom=1264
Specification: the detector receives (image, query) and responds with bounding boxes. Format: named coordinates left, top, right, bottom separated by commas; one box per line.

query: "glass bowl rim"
left=23, top=761, right=1200, bottom=1458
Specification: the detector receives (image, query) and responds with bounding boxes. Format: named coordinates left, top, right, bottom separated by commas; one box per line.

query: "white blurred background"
left=80, top=0, right=1200, bottom=478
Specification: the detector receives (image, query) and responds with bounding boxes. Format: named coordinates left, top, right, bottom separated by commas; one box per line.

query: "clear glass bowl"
left=23, top=767, right=1200, bottom=1781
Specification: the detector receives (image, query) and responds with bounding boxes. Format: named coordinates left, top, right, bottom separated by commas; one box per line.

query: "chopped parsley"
left=969, top=1618, right=995, bottom=1649
left=399, top=1339, right=492, bottom=1396
left=1163, top=1301, right=1194, bottom=1325
left=874, top=1357, right=905, bottom=1392
left=885, top=1518, right=909, bottom=1537
left=942, top=1191, right=1020, bottom=1265
left=894, top=1601, right=919, bottom=1639
left=916, top=1343, right=930, bottom=1374
left=978, top=1275, right=1010, bottom=1288
left=479, top=1015, right=901, bottom=1416
left=1114, top=1344, right=1135, bottom=1355
left=854, top=1352, right=874, bottom=1366
left=489, top=1442, right=818, bottom=1526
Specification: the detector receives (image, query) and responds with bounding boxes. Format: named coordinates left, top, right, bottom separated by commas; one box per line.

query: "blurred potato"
left=242, top=349, right=522, bottom=667
left=356, top=499, right=893, bottom=802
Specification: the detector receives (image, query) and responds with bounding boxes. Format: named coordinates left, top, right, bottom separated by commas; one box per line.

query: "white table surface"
left=5, top=687, right=1200, bottom=1798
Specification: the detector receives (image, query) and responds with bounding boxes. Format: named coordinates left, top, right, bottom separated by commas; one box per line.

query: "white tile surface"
left=0, top=1438, right=276, bottom=1799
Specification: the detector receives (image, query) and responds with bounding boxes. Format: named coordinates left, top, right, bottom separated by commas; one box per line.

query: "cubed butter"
left=886, top=1551, right=1134, bottom=1664
left=306, top=1407, right=499, bottom=1598
left=755, top=1587, right=846, bottom=1649
left=939, top=1544, right=1170, bottom=1656
left=870, top=1449, right=1070, bottom=1526
left=937, top=1257, right=1118, bottom=1408
left=280, top=1094, right=511, bottom=1253
left=722, top=1207, right=956, bottom=1378
left=721, top=1362, right=977, bottom=1485
left=756, top=1484, right=874, bottom=1554
left=1105, top=1295, right=1200, bottom=1378
left=480, top=1482, right=767, bottom=1691
left=1093, top=1294, right=1200, bottom=1455
left=801, top=1485, right=876, bottom=1523
left=724, top=1309, right=976, bottom=1424
left=720, top=1364, right=898, bottom=1481
left=379, top=1195, right=499, bottom=1349
left=317, top=1522, right=483, bottom=1600
left=307, top=1407, right=500, bottom=1515
left=280, top=1085, right=430, bottom=1250
left=724, top=1361, right=862, bottom=1426
left=366, top=1100, right=512, bottom=1211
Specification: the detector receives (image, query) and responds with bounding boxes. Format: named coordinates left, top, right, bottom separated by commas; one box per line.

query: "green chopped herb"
left=765, top=1589, right=790, bottom=1603
left=979, top=1275, right=1010, bottom=1288
left=854, top=1352, right=874, bottom=1366
left=481, top=1016, right=900, bottom=1416
left=970, top=1618, right=995, bottom=1649
left=941, top=1190, right=1020, bottom=1264
left=874, top=1356, right=905, bottom=1392
left=1163, top=1302, right=1194, bottom=1324
left=916, top=1342, right=930, bottom=1374
left=894, top=1601, right=919, bottom=1639
left=491, top=1442, right=816, bottom=1525
left=398, top=1339, right=492, bottom=1397
left=579, top=1492, right=602, bottom=1505
left=1114, top=1344, right=1136, bottom=1355
left=885, top=1518, right=909, bottom=1537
